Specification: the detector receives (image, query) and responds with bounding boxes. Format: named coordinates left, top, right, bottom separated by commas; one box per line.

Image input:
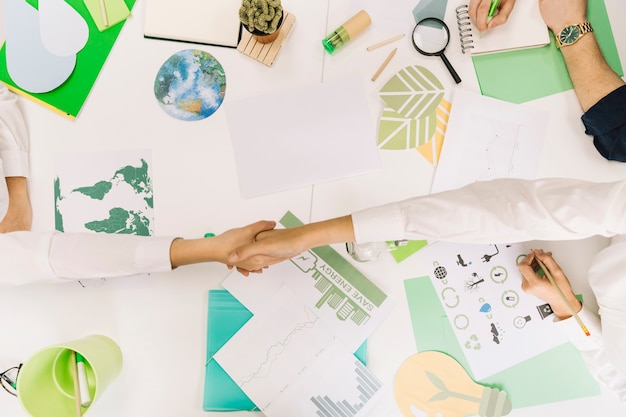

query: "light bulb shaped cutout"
left=394, top=351, right=512, bottom=417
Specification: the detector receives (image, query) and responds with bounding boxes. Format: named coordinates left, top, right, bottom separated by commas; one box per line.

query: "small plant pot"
left=246, top=13, right=284, bottom=44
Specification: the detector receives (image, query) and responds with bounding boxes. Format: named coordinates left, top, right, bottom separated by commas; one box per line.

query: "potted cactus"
left=239, top=0, right=284, bottom=44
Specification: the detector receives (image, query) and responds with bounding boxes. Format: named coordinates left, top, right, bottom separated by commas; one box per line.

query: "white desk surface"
left=1, top=0, right=626, bottom=416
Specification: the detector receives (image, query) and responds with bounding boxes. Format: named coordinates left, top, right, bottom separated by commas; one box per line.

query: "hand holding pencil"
left=518, top=249, right=589, bottom=335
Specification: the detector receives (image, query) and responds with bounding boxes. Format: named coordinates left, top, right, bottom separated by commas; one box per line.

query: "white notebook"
left=454, top=1, right=550, bottom=55
left=144, top=0, right=242, bottom=48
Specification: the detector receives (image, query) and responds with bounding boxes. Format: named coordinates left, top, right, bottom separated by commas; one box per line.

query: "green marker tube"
left=322, top=10, right=372, bottom=54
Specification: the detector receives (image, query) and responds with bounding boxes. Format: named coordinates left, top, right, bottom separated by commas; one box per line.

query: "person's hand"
left=227, top=227, right=312, bottom=273
left=468, top=0, right=516, bottom=32
left=538, top=0, right=587, bottom=34
left=517, top=249, right=582, bottom=320
left=0, top=177, right=32, bottom=233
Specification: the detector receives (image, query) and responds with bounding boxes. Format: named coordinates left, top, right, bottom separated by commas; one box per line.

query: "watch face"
left=559, top=25, right=580, bottom=45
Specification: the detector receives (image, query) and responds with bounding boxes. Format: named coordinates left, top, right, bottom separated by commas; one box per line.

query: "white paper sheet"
left=431, top=88, right=549, bottom=193
left=418, top=241, right=566, bottom=380
left=226, top=76, right=382, bottom=198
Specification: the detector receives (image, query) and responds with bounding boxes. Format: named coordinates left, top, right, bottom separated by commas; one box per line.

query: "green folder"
left=203, top=289, right=369, bottom=411
left=472, top=0, right=623, bottom=103
left=404, top=277, right=600, bottom=408
left=0, top=0, right=134, bottom=118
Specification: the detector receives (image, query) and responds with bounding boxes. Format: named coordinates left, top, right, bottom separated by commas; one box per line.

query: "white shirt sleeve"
left=352, top=177, right=626, bottom=404
left=351, top=178, right=626, bottom=244
left=554, top=306, right=626, bottom=403
left=0, top=85, right=29, bottom=178
left=0, top=231, right=175, bottom=285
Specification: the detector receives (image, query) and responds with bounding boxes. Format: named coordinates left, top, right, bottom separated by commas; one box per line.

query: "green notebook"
left=472, top=0, right=623, bottom=103
left=0, top=0, right=134, bottom=118
left=203, top=289, right=368, bottom=411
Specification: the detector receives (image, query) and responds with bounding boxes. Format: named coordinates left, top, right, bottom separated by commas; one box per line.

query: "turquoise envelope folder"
left=203, top=289, right=368, bottom=411
left=404, top=277, right=599, bottom=408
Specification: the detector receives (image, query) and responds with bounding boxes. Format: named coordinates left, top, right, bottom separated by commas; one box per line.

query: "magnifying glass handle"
left=440, top=53, right=462, bottom=84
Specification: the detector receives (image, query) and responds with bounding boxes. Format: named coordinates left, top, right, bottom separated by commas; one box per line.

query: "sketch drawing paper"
left=431, top=88, right=548, bottom=193
left=418, top=241, right=566, bottom=380
left=226, top=76, right=381, bottom=198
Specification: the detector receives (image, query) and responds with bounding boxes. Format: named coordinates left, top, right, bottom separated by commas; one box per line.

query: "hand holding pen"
left=517, top=249, right=589, bottom=336
left=468, top=0, right=517, bottom=32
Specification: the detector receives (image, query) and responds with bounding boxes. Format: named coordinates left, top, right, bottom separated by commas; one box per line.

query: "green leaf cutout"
left=377, top=106, right=437, bottom=150
left=379, top=65, right=445, bottom=120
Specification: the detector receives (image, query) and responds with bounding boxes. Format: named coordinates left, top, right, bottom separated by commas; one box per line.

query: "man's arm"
left=539, top=0, right=625, bottom=112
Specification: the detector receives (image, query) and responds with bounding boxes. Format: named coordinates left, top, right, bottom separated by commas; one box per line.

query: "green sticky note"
left=403, top=277, right=600, bottom=408
left=83, top=0, right=131, bottom=31
left=472, top=0, right=623, bottom=103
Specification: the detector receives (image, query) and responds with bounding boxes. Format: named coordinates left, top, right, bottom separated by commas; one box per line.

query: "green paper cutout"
left=379, top=65, right=445, bottom=119
left=83, top=0, right=131, bottom=31
left=403, top=277, right=600, bottom=408
left=389, top=239, right=428, bottom=263
left=378, top=106, right=437, bottom=150
left=472, top=0, right=623, bottom=103
left=0, top=0, right=135, bottom=118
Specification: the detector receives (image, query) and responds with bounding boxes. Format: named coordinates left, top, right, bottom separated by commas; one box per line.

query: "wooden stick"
left=99, top=0, right=109, bottom=27
left=70, top=351, right=83, bottom=417
left=367, top=34, right=404, bottom=51
left=535, top=258, right=590, bottom=336
left=371, top=48, right=397, bottom=82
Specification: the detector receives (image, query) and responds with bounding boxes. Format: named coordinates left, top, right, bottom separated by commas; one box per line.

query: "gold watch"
left=555, top=21, right=593, bottom=48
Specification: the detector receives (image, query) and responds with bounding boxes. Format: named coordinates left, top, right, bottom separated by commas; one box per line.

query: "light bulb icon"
left=394, top=351, right=512, bottom=417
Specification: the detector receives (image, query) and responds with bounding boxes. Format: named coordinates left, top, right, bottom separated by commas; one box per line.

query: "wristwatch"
left=555, top=21, right=593, bottom=48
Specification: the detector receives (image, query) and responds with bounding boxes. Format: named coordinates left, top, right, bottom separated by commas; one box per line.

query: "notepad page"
left=144, top=0, right=241, bottom=48
left=464, top=0, right=549, bottom=55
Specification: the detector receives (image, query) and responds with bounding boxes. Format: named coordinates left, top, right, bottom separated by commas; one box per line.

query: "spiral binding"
left=455, top=5, right=474, bottom=54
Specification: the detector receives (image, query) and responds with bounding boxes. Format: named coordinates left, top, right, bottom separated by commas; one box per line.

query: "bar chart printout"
left=261, top=339, right=386, bottom=417
left=310, top=358, right=383, bottom=417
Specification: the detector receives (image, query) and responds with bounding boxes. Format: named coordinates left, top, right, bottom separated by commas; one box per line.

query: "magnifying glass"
left=412, top=17, right=462, bottom=84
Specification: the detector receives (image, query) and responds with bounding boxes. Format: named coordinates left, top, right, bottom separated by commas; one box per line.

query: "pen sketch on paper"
left=431, top=88, right=548, bottom=193
left=418, top=241, right=566, bottom=380
left=464, top=113, right=523, bottom=181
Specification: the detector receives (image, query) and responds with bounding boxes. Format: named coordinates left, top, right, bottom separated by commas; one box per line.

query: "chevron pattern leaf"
left=377, top=106, right=437, bottom=150
left=379, top=65, right=445, bottom=120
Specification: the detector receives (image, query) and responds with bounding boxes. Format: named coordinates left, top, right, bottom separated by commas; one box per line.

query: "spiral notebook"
left=455, top=1, right=549, bottom=55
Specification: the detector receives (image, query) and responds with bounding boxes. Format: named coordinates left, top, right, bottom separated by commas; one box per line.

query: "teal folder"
left=404, top=277, right=600, bottom=408
left=203, top=289, right=368, bottom=411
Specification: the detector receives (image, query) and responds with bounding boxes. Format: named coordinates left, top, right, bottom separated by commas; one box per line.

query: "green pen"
left=487, top=0, right=501, bottom=24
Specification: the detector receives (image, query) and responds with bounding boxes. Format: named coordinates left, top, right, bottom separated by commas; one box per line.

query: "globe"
left=154, top=49, right=226, bottom=121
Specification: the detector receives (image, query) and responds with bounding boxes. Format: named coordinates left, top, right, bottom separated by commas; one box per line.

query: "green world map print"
left=54, top=150, right=154, bottom=235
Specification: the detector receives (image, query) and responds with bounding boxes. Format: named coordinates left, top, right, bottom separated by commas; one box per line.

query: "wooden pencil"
left=70, top=351, right=83, bottom=417
left=535, top=258, right=590, bottom=336
left=367, top=34, right=404, bottom=51
left=371, top=48, right=397, bottom=82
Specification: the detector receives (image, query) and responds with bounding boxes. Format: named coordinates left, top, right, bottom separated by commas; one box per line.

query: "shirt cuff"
left=552, top=305, right=602, bottom=348
left=0, top=149, right=29, bottom=177
left=582, top=84, right=626, bottom=135
left=136, top=236, right=175, bottom=273
left=351, top=203, right=405, bottom=243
